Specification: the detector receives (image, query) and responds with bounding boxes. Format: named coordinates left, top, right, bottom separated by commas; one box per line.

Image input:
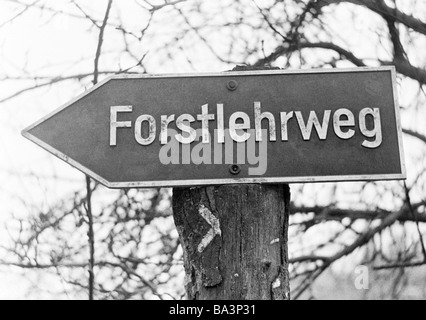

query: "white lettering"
left=110, top=106, right=132, bottom=146
left=359, top=108, right=382, bottom=149
left=110, top=104, right=384, bottom=150
left=135, top=115, right=156, bottom=146
left=333, top=109, right=355, bottom=140
left=160, top=115, right=175, bottom=145
left=229, top=112, right=251, bottom=143
left=254, top=101, right=277, bottom=142
left=197, top=104, right=215, bottom=144
left=295, top=110, right=331, bottom=141
left=175, top=114, right=196, bottom=144
left=280, top=111, right=294, bottom=141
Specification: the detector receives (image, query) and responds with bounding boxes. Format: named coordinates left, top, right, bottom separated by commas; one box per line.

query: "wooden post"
left=172, top=66, right=291, bottom=300
left=173, top=184, right=290, bottom=300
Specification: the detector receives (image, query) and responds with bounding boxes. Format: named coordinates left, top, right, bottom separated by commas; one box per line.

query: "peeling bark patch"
left=198, top=204, right=221, bottom=253
left=271, top=266, right=290, bottom=300
left=270, top=238, right=280, bottom=245
left=272, top=278, right=281, bottom=289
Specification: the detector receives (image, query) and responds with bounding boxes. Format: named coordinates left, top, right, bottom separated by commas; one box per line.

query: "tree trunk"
left=173, top=184, right=290, bottom=300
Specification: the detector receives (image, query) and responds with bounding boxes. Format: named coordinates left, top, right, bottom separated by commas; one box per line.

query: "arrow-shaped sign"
left=197, top=204, right=221, bottom=253
left=22, top=68, right=406, bottom=188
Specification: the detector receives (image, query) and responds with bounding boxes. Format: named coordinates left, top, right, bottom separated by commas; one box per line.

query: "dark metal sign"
left=22, top=67, right=406, bottom=188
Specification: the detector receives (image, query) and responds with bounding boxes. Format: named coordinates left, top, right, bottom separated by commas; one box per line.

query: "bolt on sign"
left=22, top=67, right=406, bottom=188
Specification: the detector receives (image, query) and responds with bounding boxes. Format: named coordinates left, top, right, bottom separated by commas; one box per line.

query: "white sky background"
left=0, top=0, right=425, bottom=299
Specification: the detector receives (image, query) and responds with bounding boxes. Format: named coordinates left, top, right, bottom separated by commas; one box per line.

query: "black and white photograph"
left=1, top=0, right=425, bottom=304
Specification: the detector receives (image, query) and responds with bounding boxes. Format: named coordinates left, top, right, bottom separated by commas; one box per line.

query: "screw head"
left=227, top=80, right=238, bottom=91
left=229, top=164, right=241, bottom=175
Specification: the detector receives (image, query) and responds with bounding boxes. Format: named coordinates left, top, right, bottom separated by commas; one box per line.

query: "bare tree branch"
left=84, top=0, right=114, bottom=300
left=251, top=0, right=291, bottom=42
left=374, top=261, right=426, bottom=270
left=0, top=71, right=130, bottom=104
left=70, top=0, right=101, bottom=28
left=403, top=183, right=426, bottom=263
left=292, top=202, right=426, bottom=224
left=292, top=202, right=425, bottom=298
left=254, top=41, right=366, bottom=67
left=85, top=176, right=95, bottom=301
left=403, top=129, right=426, bottom=145
left=93, top=0, right=114, bottom=85
left=381, top=60, right=426, bottom=85
left=254, top=40, right=426, bottom=84
left=385, top=15, right=405, bottom=61
left=0, top=0, right=41, bottom=28
left=316, top=0, right=426, bottom=36
left=0, top=260, right=163, bottom=298
left=142, top=0, right=187, bottom=12
left=0, top=0, right=112, bottom=25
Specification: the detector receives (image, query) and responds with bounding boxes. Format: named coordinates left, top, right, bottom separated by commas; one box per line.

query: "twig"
left=0, top=71, right=133, bottom=104
left=315, top=0, right=426, bottom=36
left=0, top=260, right=161, bottom=297
left=403, top=183, right=426, bottom=263
left=290, top=255, right=329, bottom=264
left=251, top=0, right=290, bottom=42
left=253, top=39, right=426, bottom=85
left=254, top=41, right=366, bottom=67
left=117, top=262, right=164, bottom=300
left=374, top=261, right=426, bottom=270
left=292, top=202, right=416, bottom=298
left=0, top=0, right=41, bottom=28
left=292, top=202, right=426, bottom=223
left=0, top=262, right=91, bottom=269
left=83, top=0, right=114, bottom=300
left=85, top=176, right=95, bottom=301
left=144, top=0, right=187, bottom=12
left=93, top=0, right=114, bottom=85
left=403, top=129, right=426, bottom=145
left=70, top=0, right=100, bottom=28
left=174, top=7, right=241, bottom=65
left=0, top=0, right=106, bottom=24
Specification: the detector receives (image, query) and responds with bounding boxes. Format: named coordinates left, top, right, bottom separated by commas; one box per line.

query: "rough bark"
left=173, top=184, right=291, bottom=300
